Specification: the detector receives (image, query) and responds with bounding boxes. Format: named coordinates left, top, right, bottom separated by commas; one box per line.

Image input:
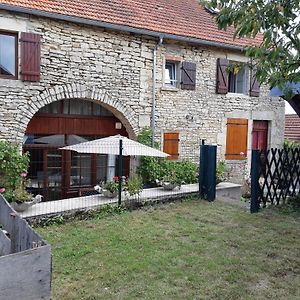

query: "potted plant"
left=1, top=173, right=43, bottom=212
left=124, top=176, right=143, bottom=200
left=157, top=171, right=182, bottom=190
left=0, top=141, right=42, bottom=212
left=95, top=180, right=119, bottom=198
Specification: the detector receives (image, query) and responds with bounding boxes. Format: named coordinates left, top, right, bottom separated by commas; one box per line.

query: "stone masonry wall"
left=0, top=10, right=285, bottom=182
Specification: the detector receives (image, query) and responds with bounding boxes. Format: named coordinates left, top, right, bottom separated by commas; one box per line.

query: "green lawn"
left=38, top=199, right=300, bottom=300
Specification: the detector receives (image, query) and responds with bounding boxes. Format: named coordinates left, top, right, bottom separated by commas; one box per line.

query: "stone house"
left=0, top=0, right=285, bottom=200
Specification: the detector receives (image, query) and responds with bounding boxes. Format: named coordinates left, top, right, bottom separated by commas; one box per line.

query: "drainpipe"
left=151, top=36, right=164, bottom=147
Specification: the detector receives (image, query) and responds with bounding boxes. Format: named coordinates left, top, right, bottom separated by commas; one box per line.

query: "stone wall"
left=0, top=10, right=285, bottom=181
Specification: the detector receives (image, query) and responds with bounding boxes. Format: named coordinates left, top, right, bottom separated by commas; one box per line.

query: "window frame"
left=0, top=31, right=18, bottom=80
left=164, top=60, right=180, bottom=88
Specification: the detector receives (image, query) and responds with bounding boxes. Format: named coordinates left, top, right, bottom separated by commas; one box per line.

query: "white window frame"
left=164, top=61, right=179, bottom=88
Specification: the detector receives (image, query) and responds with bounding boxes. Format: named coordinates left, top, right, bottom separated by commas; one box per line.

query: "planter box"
left=0, top=194, right=52, bottom=300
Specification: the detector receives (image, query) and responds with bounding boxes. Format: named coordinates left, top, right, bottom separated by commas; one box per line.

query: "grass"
left=38, top=199, right=300, bottom=300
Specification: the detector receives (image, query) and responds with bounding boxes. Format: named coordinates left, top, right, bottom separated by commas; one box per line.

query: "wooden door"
left=252, top=121, right=268, bottom=151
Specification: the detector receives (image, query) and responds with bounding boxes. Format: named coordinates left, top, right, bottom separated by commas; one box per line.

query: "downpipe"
left=151, top=36, right=164, bottom=147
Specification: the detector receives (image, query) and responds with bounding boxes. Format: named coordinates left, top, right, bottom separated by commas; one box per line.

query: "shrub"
left=125, top=176, right=143, bottom=197
left=137, top=128, right=198, bottom=185
left=0, top=141, right=30, bottom=202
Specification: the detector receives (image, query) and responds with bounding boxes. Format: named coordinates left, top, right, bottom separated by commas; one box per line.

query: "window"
left=225, top=118, right=248, bottom=160
left=165, top=62, right=178, bottom=87
left=216, top=58, right=259, bottom=96
left=228, top=64, right=249, bottom=94
left=0, top=32, right=17, bottom=79
left=163, top=132, right=179, bottom=160
left=39, top=99, right=113, bottom=116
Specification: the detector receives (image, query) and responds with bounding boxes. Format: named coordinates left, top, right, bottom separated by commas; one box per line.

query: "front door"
left=252, top=120, right=268, bottom=151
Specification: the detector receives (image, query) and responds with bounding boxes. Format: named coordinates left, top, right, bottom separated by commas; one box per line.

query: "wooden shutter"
left=216, top=58, right=229, bottom=94
left=225, top=118, right=248, bottom=160
left=181, top=62, right=196, bottom=90
left=249, top=72, right=260, bottom=97
left=163, top=132, right=179, bottom=160
left=20, top=32, right=41, bottom=82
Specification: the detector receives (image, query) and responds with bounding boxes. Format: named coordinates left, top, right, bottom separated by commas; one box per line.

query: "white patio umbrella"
left=60, top=135, right=169, bottom=157
left=60, top=135, right=169, bottom=205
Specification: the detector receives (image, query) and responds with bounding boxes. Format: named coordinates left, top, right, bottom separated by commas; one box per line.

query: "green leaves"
left=0, top=141, right=30, bottom=194
left=201, top=0, right=300, bottom=98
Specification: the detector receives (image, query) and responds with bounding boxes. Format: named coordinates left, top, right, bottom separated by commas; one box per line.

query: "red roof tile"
left=0, top=0, right=262, bottom=48
left=285, top=114, right=300, bottom=142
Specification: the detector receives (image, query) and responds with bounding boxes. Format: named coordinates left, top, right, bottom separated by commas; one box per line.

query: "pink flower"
left=20, top=172, right=27, bottom=178
left=240, top=152, right=245, bottom=156
left=0, top=188, right=6, bottom=193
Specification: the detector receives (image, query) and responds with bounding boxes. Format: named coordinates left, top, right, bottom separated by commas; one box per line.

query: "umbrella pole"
left=118, top=139, right=123, bottom=206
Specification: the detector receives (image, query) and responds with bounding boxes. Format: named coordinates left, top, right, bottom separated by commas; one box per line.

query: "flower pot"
left=11, top=201, right=33, bottom=212
left=102, top=189, right=118, bottom=198
left=161, top=182, right=178, bottom=191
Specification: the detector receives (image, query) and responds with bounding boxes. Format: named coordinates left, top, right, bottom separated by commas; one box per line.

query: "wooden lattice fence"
left=251, top=147, right=300, bottom=212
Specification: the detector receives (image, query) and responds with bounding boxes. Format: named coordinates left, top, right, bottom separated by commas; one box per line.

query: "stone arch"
left=16, top=83, right=138, bottom=141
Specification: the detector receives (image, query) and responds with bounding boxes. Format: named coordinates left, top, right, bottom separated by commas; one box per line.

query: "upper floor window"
left=165, top=61, right=178, bottom=87
left=228, top=63, right=249, bottom=94
left=164, top=59, right=196, bottom=90
left=216, top=58, right=260, bottom=97
left=0, top=32, right=17, bottom=79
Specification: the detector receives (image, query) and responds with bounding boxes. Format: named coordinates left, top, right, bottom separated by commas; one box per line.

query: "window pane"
left=69, top=99, right=92, bottom=115
left=0, top=34, right=16, bottom=76
left=165, top=62, right=176, bottom=86
left=236, top=69, right=245, bottom=94
left=40, top=101, right=61, bottom=114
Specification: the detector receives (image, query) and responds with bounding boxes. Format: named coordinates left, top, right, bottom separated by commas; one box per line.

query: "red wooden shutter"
left=163, top=132, right=179, bottom=160
left=20, top=32, right=41, bottom=82
left=216, top=58, right=229, bottom=94
left=249, top=72, right=260, bottom=97
left=225, top=118, right=248, bottom=160
left=181, top=62, right=196, bottom=90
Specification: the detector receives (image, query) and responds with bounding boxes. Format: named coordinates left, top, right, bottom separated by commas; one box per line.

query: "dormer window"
left=0, top=32, right=18, bottom=79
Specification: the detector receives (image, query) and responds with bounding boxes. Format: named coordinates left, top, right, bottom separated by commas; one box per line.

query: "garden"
left=38, top=199, right=300, bottom=300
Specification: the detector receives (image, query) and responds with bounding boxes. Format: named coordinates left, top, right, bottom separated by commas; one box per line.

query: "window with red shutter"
left=163, top=132, right=179, bottom=160
left=20, top=32, right=41, bottom=82
left=225, top=118, right=248, bottom=160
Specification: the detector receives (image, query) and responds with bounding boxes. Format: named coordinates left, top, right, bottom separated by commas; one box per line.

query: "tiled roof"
left=0, top=0, right=262, bottom=48
left=285, top=114, right=300, bottom=142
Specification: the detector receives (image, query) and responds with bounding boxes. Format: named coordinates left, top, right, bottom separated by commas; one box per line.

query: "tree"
left=202, top=0, right=300, bottom=98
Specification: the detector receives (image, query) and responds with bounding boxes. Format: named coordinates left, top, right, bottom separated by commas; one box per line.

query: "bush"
left=0, top=141, right=30, bottom=202
left=137, top=128, right=198, bottom=185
